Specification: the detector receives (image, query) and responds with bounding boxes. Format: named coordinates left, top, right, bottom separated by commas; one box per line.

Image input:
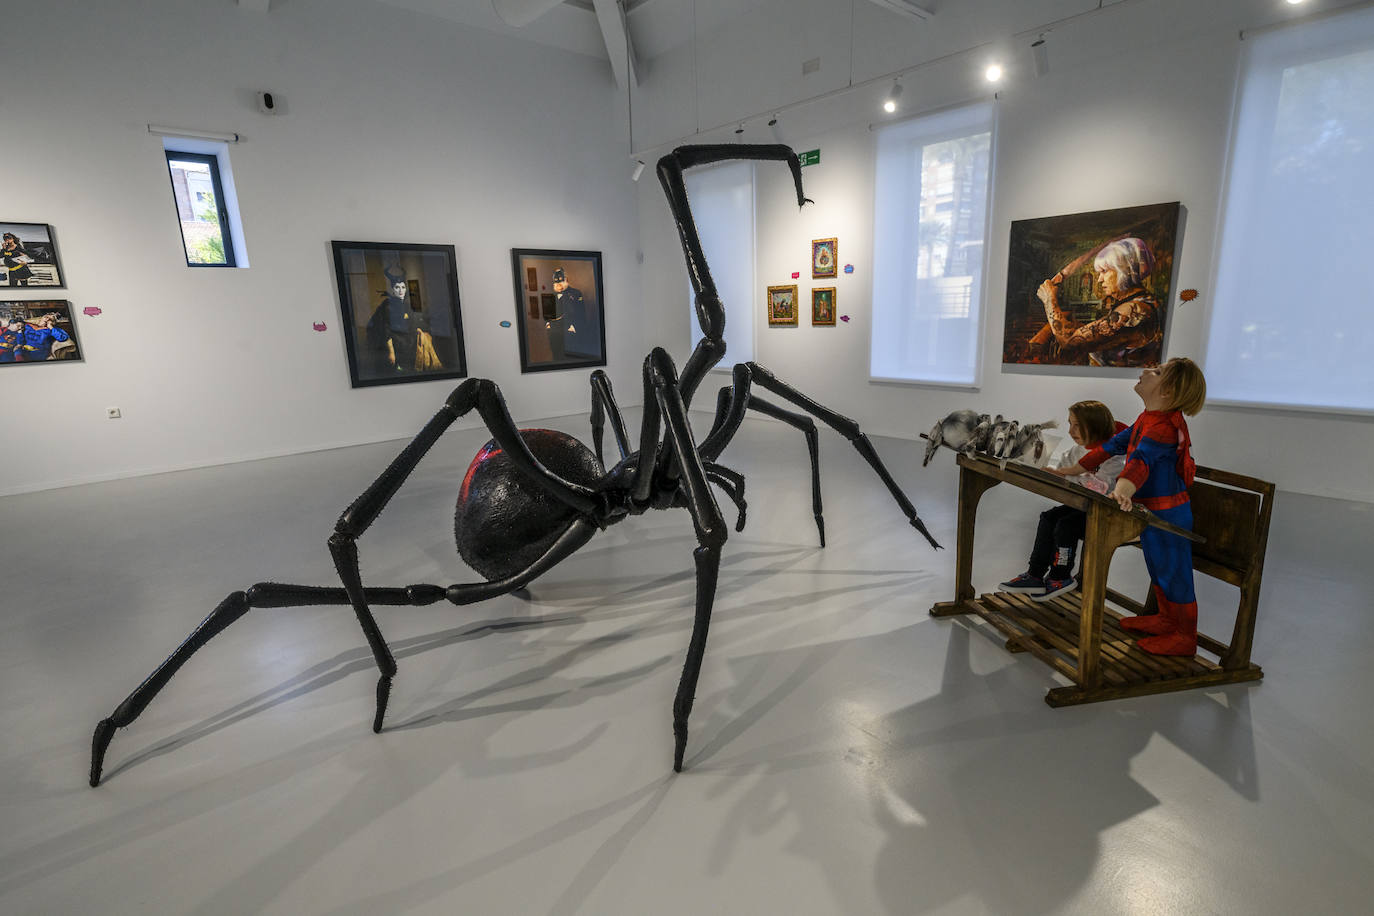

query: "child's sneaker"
left=998, top=573, right=1044, bottom=593
left=1033, top=576, right=1077, bottom=602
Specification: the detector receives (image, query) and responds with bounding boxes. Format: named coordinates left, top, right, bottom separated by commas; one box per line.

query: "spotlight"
left=768, top=114, right=778, bottom=127
left=985, top=62, right=1003, bottom=83
left=883, top=81, right=903, bottom=113
left=631, top=159, right=646, bottom=182
left=734, top=122, right=745, bottom=135
left=1031, top=36, right=1049, bottom=78
left=1285, top=0, right=1306, bottom=5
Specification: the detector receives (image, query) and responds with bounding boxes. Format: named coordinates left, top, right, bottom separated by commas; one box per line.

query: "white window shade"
left=685, top=160, right=754, bottom=363
left=871, top=101, right=994, bottom=385
left=1206, top=6, right=1374, bottom=413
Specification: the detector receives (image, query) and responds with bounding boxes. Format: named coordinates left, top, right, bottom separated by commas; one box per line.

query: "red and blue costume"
left=1079, top=409, right=1198, bottom=655
left=0, top=325, right=21, bottom=362
left=14, top=322, right=69, bottom=361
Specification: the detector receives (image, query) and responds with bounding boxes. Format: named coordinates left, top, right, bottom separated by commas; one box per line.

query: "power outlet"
left=106, top=407, right=122, bottom=419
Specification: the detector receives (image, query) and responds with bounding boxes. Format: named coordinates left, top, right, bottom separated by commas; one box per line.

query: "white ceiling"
left=373, top=0, right=839, bottom=62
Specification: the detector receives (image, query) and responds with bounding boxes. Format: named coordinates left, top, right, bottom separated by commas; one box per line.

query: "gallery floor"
left=2, top=411, right=1372, bottom=915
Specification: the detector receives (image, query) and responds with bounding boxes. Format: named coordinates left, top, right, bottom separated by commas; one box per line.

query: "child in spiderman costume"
left=1050, top=357, right=1207, bottom=656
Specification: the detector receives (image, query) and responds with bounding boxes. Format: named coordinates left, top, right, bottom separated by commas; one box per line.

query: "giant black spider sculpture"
left=89, top=144, right=940, bottom=787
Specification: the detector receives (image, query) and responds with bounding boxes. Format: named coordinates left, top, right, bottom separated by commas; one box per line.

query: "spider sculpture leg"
left=700, top=362, right=942, bottom=551
left=91, top=378, right=608, bottom=786
left=703, top=462, right=747, bottom=532
left=333, top=378, right=603, bottom=734
left=89, top=582, right=446, bottom=787
left=639, top=347, right=730, bottom=771
left=589, top=369, right=631, bottom=468
left=710, top=377, right=824, bottom=545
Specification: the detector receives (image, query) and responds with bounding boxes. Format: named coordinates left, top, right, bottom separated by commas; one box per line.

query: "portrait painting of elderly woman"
left=1002, top=202, right=1182, bottom=368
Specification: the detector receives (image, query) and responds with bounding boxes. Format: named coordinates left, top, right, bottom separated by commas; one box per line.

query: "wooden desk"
left=929, top=452, right=1264, bottom=706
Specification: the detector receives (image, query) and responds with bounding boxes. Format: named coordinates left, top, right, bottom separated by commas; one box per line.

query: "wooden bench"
left=930, top=454, right=1275, bottom=706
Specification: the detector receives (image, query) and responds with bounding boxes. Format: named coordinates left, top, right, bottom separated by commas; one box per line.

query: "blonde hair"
left=1068, top=400, right=1116, bottom=445
left=1159, top=357, right=1206, bottom=416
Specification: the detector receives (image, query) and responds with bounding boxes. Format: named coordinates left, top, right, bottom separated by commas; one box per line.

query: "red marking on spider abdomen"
left=454, top=429, right=604, bottom=581
left=458, top=428, right=566, bottom=505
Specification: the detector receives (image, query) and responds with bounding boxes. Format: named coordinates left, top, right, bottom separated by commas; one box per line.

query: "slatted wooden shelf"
left=942, top=590, right=1262, bottom=706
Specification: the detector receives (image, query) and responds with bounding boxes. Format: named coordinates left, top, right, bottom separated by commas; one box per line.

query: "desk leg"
left=931, top=465, right=1000, bottom=618
left=1075, top=504, right=1138, bottom=689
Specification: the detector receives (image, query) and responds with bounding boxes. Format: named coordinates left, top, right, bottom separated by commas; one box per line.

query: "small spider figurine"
left=89, top=144, right=940, bottom=787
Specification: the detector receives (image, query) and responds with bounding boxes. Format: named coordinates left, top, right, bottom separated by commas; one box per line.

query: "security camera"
left=256, top=91, right=281, bottom=114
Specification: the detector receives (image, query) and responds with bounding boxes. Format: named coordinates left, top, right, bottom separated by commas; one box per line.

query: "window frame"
left=868, top=99, right=998, bottom=389
left=164, top=150, right=238, bottom=268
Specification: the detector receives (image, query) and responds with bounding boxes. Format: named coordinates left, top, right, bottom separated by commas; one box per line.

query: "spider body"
left=89, top=144, right=940, bottom=787
left=455, top=429, right=610, bottom=580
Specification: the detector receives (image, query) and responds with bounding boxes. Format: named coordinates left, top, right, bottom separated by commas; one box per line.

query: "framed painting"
left=811, top=287, right=836, bottom=326
left=767, top=284, right=798, bottom=327
left=2, top=222, right=64, bottom=288
left=330, top=241, right=468, bottom=388
left=1002, top=202, right=1182, bottom=369
left=811, top=237, right=837, bottom=279
left=1, top=300, right=82, bottom=364
left=510, top=248, right=606, bottom=373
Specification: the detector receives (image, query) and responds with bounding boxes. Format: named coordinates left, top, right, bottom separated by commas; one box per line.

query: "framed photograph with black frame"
left=1, top=222, right=64, bottom=288
left=330, top=240, right=468, bottom=388
left=510, top=248, right=606, bottom=373
left=1, top=300, right=83, bottom=364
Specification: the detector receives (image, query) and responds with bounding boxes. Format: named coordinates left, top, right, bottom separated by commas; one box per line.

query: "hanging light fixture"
left=1031, top=35, right=1049, bottom=78
left=883, top=80, right=903, bottom=113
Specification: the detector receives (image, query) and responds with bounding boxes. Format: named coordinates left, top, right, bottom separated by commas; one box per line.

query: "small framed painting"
left=811, top=237, right=837, bottom=279
left=811, top=287, right=836, bottom=326
left=2, top=222, right=64, bottom=288
left=767, top=284, right=799, bottom=327
left=330, top=240, right=468, bottom=388
left=1, top=300, right=83, bottom=364
left=510, top=248, right=606, bottom=373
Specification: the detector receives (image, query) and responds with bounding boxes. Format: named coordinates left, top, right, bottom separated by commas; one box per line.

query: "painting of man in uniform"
left=510, top=249, right=606, bottom=373
left=1002, top=202, right=1181, bottom=369
left=1, top=300, right=82, bottom=365
left=330, top=241, right=468, bottom=388
left=1, top=222, right=64, bottom=288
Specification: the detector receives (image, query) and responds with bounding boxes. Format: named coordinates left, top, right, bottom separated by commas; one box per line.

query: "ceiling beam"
left=592, top=0, right=638, bottom=89
left=865, top=0, right=934, bottom=22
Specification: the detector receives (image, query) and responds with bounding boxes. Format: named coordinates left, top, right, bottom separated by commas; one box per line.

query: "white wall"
left=2, top=0, right=641, bottom=496
left=637, top=0, right=1374, bottom=503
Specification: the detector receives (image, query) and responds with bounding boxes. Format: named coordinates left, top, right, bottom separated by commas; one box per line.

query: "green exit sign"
left=799, top=149, right=820, bottom=167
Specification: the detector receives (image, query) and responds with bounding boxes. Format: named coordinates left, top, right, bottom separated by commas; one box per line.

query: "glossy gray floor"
left=2, top=413, right=1372, bottom=915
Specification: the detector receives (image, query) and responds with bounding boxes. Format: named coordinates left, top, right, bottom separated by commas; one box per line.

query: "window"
left=871, top=101, right=995, bottom=385
left=684, top=160, right=755, bottom=363
left=165, top=151, right=235, bottom=267
left=1206, top=7, right=1374, bottom=413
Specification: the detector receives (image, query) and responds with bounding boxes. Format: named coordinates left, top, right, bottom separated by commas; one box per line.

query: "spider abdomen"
left=454, top=429, right=604, bottom=581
